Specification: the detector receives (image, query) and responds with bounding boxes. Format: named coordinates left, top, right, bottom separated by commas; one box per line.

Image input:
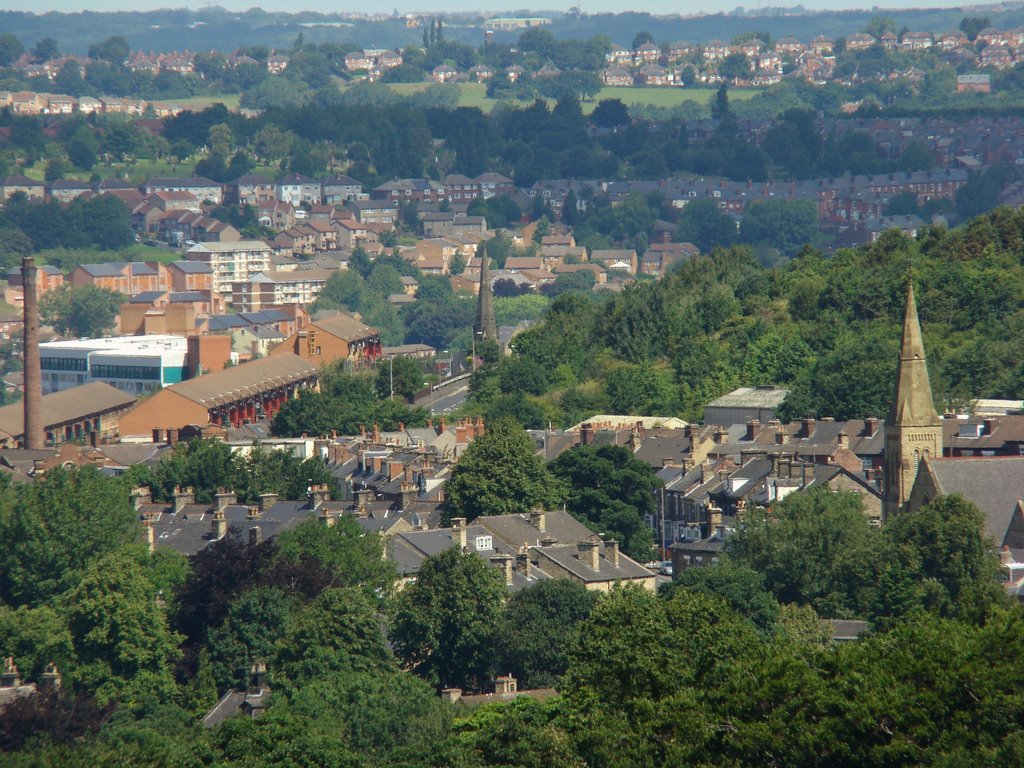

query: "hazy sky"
left=2, top=1, right=970, bottom=14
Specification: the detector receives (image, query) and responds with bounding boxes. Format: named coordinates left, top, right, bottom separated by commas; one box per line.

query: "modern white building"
left=40, top=335, right=189, bottom=395
left=230, top=268, right=334, bottom=312
left=186, top=241, right=273, bottom=296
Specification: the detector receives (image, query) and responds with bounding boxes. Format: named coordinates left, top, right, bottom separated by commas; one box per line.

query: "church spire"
left=474, top=252, right=497, bottom=342
left=883, top=280, right=944, bottom=520
left=888, top=281, right=940, bottom=427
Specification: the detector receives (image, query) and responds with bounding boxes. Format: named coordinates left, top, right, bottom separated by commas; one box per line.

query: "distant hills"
left=6, top=5, right=1024, bottom=53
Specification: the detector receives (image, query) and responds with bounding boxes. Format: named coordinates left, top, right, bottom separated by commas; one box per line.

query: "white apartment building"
left=230, top=268, right=334, bottom=312
left=186, top=241, right=273, bottom=296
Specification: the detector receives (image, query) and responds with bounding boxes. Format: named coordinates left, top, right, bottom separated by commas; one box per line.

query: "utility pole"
left=388, top=356, right=394, bottom=401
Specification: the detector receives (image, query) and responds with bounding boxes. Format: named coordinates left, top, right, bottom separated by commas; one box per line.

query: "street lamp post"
left=388, top=356, right=394, bottom=401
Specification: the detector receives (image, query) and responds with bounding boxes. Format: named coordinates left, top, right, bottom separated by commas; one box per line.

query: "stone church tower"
left=883, top=282, right=943, bottom=520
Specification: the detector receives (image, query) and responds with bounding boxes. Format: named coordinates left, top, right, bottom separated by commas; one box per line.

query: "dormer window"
left=474, top=535, right=492, bottom=551
left=959, top=423, right=983, bottom=438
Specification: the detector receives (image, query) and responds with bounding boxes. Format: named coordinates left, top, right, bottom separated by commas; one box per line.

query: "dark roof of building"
left=531, top=541, right=653, bottom=582
left=312, top=312, right=378, bottom=342
left=829, top=619, right=871, bottom=641
left=130, top=291, right=166, bottom=303
left=0, top=382, right=136, bottom=440
left=77, top=262, right=128, bottom=277
left=163, top=354, right=317, bottom=408
left=475, top=510, right=593, bottom=549
left=922, top=456, right=1024, bottom=543
left=147, top=176, right=221, bottom=188
left=169, top=260, right=213, bottom=273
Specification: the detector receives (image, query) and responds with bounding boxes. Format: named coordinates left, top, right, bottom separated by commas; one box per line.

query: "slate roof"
left=312, top=312, right=378, bottom=341
left=922, top=457, right=1024, bottom=543
left=164, top=355, right=317, bottom=408
left=531, top=542, right=653, bottom=582
left=706, top=386, right=789, bottom=409
left=0, top=382, right=136, bottom=440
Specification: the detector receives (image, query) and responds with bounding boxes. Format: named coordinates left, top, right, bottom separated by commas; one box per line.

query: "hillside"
left=466, top=206, right=1024, bottom=428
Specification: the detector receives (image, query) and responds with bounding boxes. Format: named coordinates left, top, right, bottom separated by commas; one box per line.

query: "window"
left=474, top=535, right=493, bottom=550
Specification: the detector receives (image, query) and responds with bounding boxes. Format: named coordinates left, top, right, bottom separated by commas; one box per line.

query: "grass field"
left=168, top=94, right=242, bottom=110
left=340, top=81, right=756, bottom=113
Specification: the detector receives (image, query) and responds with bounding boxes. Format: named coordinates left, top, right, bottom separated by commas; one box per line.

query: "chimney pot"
left=258, top=493, right=277, bottom=513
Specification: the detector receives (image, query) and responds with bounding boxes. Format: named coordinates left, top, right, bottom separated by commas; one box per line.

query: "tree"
left=711, top=82, right=731, bottom=120
left=631, top=31, right=654, bottom=50
left=590, top=98, right=630, bottom=129
left=40, top=284, right=123, bottom=338
left=277, top=587, right=396, bottom=685
left=495, top=579, right=599, bottom=689
left=390, top=548, right=506, bottom=691
left=375, top=356, right=423, bottom=401
left=0, top=466, right=140, bottom=608
left=739, top=198, right=820, bottom=258
left=718, top=52, right=750, bottom=82
left=864, top=16, right=896, bottom=39
left=0, top=33, right=23, bottom=67
left=727, top=488, right=880, bottom=617
left=444, top=418, right=565, bottom=522
left=497, top=356, right=549, bottom=396
left=960, top=16, right=990, bottom=42
left=676, top=198, right=737, bottom=253
left=66, top=548, right=183, bottom=703
left=88, top=36, right=130, bottom=65
left=666, top=559, right=780, bottom=630
left=272, top=516, right=396, bottom=598
left=30, top=37, right=58, bottom=64
left=885, top=494, right=1005, bottom=620
left=548, top=444, right=660, bottom=560
left=67, top=127, right=99, bottom=171
left=779, top=325, right=897, bottom=421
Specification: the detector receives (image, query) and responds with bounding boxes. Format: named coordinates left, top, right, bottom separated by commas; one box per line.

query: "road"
left=414, top=377, right=470, bottom=414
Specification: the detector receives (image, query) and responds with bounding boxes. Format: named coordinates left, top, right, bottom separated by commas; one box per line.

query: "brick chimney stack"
left=214, top=488, right=236, bottom=513
left=491, top=554, right=514, bottom=585
left=577, top=537, right=600, bottom=570
left=21, top=257, right=43, bottom=450
left=605, top=539, right=620, bottom=568
left=451, top=517, right=467, bottom=549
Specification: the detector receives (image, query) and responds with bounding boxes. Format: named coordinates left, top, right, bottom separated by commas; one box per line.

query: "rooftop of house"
left=0, top=381, right=137, bottom=440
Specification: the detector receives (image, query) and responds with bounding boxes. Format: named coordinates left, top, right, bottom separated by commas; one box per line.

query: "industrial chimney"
left=21, top=256, right=43, bottom=450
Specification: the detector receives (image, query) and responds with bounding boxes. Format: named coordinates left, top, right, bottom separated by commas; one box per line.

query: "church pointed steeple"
left=474, top=252, right=497, bottom=342
left=888, top=281, right=940, bottom=427
left=883, top=280, right=943, bottom=520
